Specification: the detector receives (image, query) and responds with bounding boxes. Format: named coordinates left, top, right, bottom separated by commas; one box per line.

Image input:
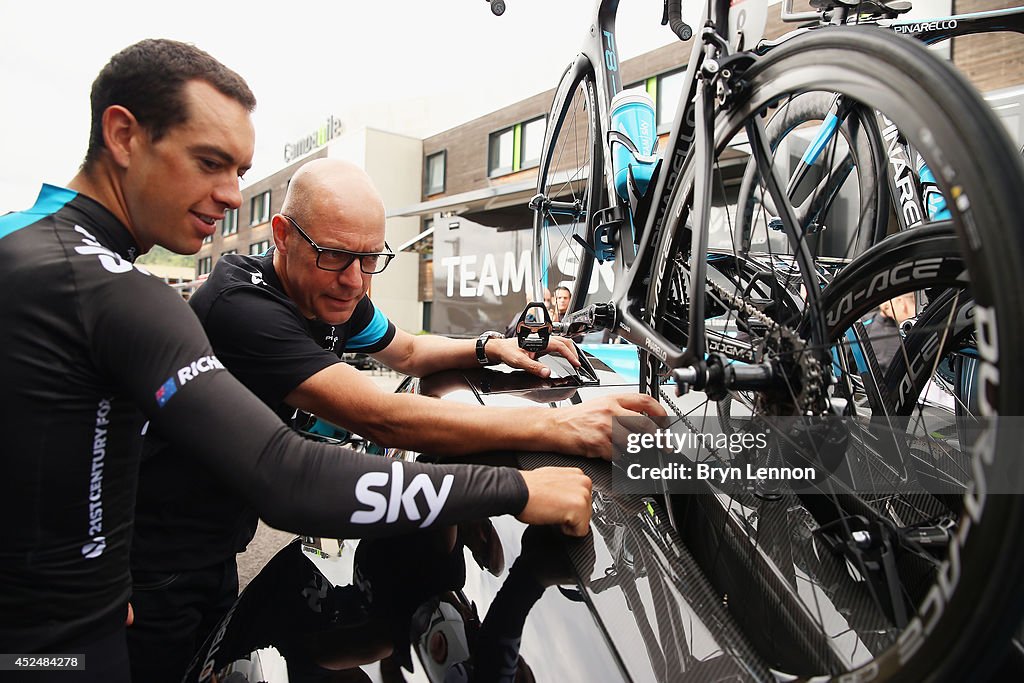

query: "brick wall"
left=951, top=0, right=1024, bottom=93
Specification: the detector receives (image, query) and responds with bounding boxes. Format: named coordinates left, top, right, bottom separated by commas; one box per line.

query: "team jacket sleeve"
left=84, top=271, right=529, bottom=538
left=345, top=296, right=396, bottom=352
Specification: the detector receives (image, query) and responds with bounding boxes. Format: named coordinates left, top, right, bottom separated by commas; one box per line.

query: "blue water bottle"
left=609, top=90, right=658, bottom=203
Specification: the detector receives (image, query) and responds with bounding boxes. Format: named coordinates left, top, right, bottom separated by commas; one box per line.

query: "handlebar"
left=664, top=0, right=693, bottom=41
left=487, top=0, right=692, bottom=41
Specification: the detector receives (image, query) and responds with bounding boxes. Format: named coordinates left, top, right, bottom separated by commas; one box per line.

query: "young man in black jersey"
left=0, top=39, right=598, bottom=682
left=129, top=158, right=665, bottom=682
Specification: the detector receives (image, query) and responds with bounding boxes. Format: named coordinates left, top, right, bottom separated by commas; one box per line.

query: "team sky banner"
left=430, top=216, right=614, bottom=337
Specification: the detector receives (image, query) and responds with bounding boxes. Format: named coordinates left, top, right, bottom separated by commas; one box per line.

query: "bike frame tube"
left=764, top=5, right=1024, bottom=52
left=612, top=0, right=744, bottom=371
left=874, top=108, right=928, bottom=231
left=612, top=2, right=710, bottom=369
left=588, top=0, right=625, bottom=242
left=884, top=6, right=1024, bottom=43
left=679, top=57, right=720, bottom=366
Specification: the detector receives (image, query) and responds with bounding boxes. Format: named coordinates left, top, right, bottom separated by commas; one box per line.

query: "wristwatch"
left=475, top=331, right=504, bottom=366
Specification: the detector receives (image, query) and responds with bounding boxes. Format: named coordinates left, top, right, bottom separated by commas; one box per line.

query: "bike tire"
left=644, top=27, right=1024, bottom=681
left=530, top=56, right=606, bottom=315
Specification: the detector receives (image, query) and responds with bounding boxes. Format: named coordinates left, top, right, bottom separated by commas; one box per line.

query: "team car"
left=182, top=345, right=1024, bottom=682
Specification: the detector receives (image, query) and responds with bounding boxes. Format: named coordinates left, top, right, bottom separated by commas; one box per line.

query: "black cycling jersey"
left=132, top=252, right=396, bottom=571
left=0, top=185, right=529, bottom=652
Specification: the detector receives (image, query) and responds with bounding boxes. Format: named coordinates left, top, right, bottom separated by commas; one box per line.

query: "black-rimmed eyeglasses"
left=282, top=215, right=395, bottom=274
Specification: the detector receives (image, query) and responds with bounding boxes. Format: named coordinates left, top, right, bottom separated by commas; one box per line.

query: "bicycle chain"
left=656, top=388, right=727, bottom=459
left=703, top=275, right=829, bottom=416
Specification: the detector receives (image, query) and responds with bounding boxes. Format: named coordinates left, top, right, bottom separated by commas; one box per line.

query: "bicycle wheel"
left=530, top=57, right=607, bottom=315
left=734, top=91, right=890, bottom=258
left=643, top=27, right=1024, bottom=680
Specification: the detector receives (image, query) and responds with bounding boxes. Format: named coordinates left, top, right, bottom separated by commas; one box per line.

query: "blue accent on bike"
left=833, top=323, right=870, bottom=376
left=847, top=326, right=868, bottom=373
left=305, top=417, right=351, bottom=441
left=580, top=344, right=640, bottom=383
left=916, top=158, right=952, bottom=220
left=348, top=308, right=389, bottom=349
left=0, top=184, right=78, bottom=240
left=801, top=113, right=839, bottom=166
left=540, top=226, right=550, bottom=290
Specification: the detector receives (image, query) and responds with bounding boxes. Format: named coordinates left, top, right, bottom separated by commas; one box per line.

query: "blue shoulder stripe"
left=347, top=307, right=390, bottom=349
left=0, top=185, right=78, bottom=240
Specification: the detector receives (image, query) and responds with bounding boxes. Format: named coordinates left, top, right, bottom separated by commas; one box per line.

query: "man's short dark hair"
left=83, top=39, right=256, bottom=168
left=554, top=286, right=572, bottom=296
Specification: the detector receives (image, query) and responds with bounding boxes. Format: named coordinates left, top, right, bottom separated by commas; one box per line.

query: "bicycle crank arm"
left=555, top=301, right=616, bottom=338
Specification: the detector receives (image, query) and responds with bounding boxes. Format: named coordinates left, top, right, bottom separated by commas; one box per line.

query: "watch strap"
left=476, top=331, right=503, bottom=366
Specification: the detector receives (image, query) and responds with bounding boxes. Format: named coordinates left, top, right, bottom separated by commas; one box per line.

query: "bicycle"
left=731, top=2, right=1024, bottom=446
left=736, top=1, right=1024, bottom=258
left=726, top=1, right=1023, bottom=498
left=516, top=0, right=1024, bottom=678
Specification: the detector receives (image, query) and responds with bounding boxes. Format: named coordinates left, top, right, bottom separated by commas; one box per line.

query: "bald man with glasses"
left=129, top=158, right=663, bottom=681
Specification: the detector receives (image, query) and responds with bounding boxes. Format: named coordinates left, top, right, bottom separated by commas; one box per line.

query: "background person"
left=0, top=40, right=594, bottom=682
left=860, top=293, right=917, bottom=372
left=553, top=285, right=573, bottom=322
left=128, top=159, right=663, bottom=681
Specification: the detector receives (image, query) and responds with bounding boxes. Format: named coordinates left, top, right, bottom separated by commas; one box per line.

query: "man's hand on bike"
left=545, top=393, right=666, bottom=460
left=487, top=335, right=580, bottom=376
left=517, top=466, right=593, bottom=537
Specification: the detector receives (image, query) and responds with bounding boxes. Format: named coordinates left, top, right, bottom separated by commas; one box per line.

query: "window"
left=249, top=240, right=270, bottom=256
left=202, top=234, right=213, bottom=245
left=425, top=151, right=446, bottom=195
left=221, top=208, right=238, bottom=236
left=520, top=117, right=545, bottom=168
left=197, top=256, right=212, bottom=276
left=655, top=69, right=685, bottom=129
left=622, top=82, right=648, bottom=98
left=488, top=116, right=546, bottom=177
left=488, top=127, right=515, bottom=176
left=250, top=191, right=271, bottom=226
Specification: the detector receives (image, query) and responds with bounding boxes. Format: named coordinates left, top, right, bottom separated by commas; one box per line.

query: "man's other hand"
left=548, top=393, right=666, bottom=460
left=517, top=467, right=593, bottom=537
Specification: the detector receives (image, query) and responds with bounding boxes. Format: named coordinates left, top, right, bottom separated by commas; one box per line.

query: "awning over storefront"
left=387, top=179, right=536, bottom=219
left=395, top=226, right=434, bottom=252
